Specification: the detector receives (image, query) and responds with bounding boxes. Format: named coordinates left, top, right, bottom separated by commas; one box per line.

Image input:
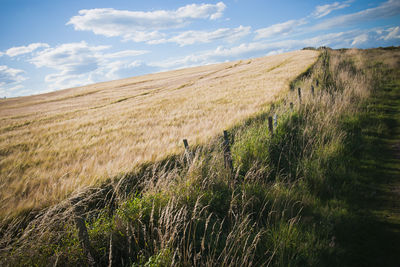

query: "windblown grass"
left=0, top=50, right=318, bottom=217
left=2, top=47, right=399, bottom=266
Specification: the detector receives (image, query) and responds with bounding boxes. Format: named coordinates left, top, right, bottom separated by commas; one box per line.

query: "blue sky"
left=0, top=0, right=399, bottom=97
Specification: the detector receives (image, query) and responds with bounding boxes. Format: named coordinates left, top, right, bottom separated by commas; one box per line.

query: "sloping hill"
left=0, top=50, right=319, bottom=217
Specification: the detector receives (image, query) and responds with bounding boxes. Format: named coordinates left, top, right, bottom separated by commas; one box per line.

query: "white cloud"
left=31, top=41, right=109, bottom=75
left=29, top=41, right=148, bottom=90
left=253, top=1, right=350, bottom=41
left=67, top=2, right=226, bottom=43
left=0, top=65, right=26, bottom=86
left=351, top=33, right=369, bottom=46
left=313, top=0, right=400, bottom=30
left=300, top=30, right=362, bottom=48
left=149, top=55, right=208, bottom=69
left=255, top=0, right=399, bottom=42
left=149, top=42, right=277, bottom=69
left=124, top=31, right=166, bottom=43
left=4, top=43, right=49, bottom=57
left=8, top=84, right=25, bottom=91
left=312, top=1, right=351, bottom=18
left=158, top=25, right=251, bottom=46
left=44, top=72, right=92, bottom=90
left=102, top=60, right=143, bottom=79
left=0, top=65, right=27, bottom=96
left=380, top=26, right=400, bottom=41
left=255, top=19, right=306, bottom=40
left=176, top=2, right=226, bottom=20
left=103, top=50, right=149, bottom=59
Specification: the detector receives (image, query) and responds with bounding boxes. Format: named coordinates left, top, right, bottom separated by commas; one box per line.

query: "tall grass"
left=0, top=50, right=318, bottom=218
left=1, top=47, right=399, bottom=266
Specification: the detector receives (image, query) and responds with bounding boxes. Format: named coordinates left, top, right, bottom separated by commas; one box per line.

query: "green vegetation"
left=1, top=47, right=399, bottom=266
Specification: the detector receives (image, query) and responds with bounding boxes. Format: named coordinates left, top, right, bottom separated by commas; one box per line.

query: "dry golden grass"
left=0, top=50, right=319, bottom=217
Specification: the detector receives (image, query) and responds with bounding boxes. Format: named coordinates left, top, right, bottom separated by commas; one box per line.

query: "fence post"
left=183, top=139, right=192, bottom=163
left=268, top=116, right=273, bottom=136
left=223, top=130, right=234, bottom=174
left=298, top=87, right=302, bottom=103
left=311, top=85, right=315, bottom=97
left=108, top=233, right=113, bottom=267
left=72, top=201, right=96, bottom=267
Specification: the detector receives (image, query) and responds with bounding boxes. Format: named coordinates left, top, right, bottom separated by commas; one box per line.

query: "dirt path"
left=373, top=73, right=400, bottom=236
left=356, top=72, right=400, bottom=266
left=373, top=88, right=400, bottom=263
left=334, top=66, right=400, bottom=266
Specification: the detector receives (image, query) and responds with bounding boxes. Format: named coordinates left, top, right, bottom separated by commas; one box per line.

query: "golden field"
left=0, top=50, right=319, bottom=217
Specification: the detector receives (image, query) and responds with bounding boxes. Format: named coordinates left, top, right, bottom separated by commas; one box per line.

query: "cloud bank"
left=67, top=3, right=227, bottom=43
left=30, top=41, right=149, bottom=90
left=1, top=43, right=49, bottom=57
left=0, top=65, right=26, bottom=86
left=312, top=1, right=351, bottom=18
left=313, top=0, right=400, bottom=30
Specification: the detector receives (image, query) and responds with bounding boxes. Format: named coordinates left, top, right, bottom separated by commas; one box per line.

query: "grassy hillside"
left=1, top=47, right=399, bottom=266
left=0, top=50, right=318, bottom=218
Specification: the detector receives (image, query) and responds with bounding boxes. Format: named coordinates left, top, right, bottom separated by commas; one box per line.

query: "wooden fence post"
left=223, top=130, right=233, bottom=174
left=72, top=202, right=96, bottom=266
left=268, top=116, right=273, bottom=136
left=108, top=233, right=113, bottom=267
left=311, top=85, right=315, bottom=97
left=183, top=139, right=192, bottom=163
left=298, top=87, right=302, bottom=103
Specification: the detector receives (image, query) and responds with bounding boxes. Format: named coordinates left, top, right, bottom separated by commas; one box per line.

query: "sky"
left=0, top=0, right=399, bottom=97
